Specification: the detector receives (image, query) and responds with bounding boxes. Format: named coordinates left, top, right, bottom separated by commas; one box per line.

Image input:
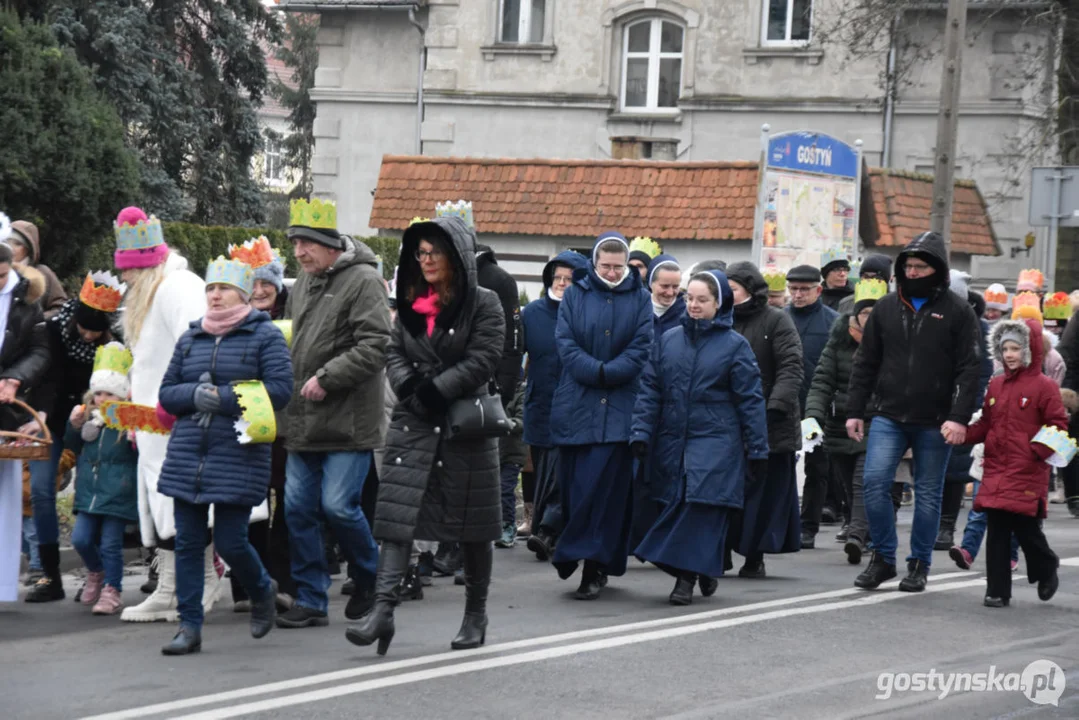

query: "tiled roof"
left=371, top=156, right=999, bottom=255
left=869, top=168, right=999, bottom=256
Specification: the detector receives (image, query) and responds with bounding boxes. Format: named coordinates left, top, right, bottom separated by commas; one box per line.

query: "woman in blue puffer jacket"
left=156, top=257, right=293, bottom=656
left=631, top=270, right=769, bottom=606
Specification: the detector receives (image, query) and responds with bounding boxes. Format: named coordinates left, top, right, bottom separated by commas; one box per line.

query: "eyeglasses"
left=551, top=275, right=573, bottom=285
left=787, top=285, right=818, bottom=295
left=904, top=261, right=932, bottom=273
left=597, top=264, right=626, bottom=274
left=415, top=248, right=444, bottom=262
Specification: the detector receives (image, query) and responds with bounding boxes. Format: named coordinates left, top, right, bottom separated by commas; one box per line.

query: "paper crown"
left=233, top=381, right=277, bottom=444
left=762, top=267, right=787, bottom=293
left=983, top=283, right=1010, bottom=309
left=850, top=261, right=862, bottom=279
left=228, top=236, right=280, bottom=270
left=78, top=271, right=126, bottom=313
left=854, top=278, right=888, bottom=306
left=93, top=342, right=133, bottom=377
left=435, top=200, right=474, bottom=229
left=801, top=418, right=824, bottom=454
left=205, top=256, right=255, bottom=297
left=115, top=213, right=165, bottom=252
left=1044, top=291, right=1071, bottom=321
left=1033, top=425, right=1078, bottom=468
left=629, top=236, right=662, bottom=259
left=1017, top=268, right=1045, bottom=291
left=272, top=320, right=292, bottom=347
left=1012, top=291, right=1043, bottom=322
left=289, top=198, right=337, bottom=230
left=820, top=248, right=849, bottom=268
left=409, top=217, right=431, bottom=226
left=0, top=212, right=10, bottom=244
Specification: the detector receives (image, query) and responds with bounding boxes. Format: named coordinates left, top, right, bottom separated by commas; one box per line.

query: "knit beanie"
left=253, top=258, right=285, bottom=293
left=74, top=302, right=111, bottom=332
left=629, top=250, right=652, bottom=268
left=983, top=283, right=1010, bottom=311
left=114, top=207, right=169, bottom=270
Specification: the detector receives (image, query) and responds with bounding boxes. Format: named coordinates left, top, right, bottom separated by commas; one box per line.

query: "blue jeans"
left=174, top=498, right=270, bottom=631
left=22, top=516, right=41, bottom=571
left=500, top=463, right=522, bottom=528
left=862, top=417, right=952, bottom=567
left=285, top=451, right=379, bottom=613
left=71, top=512, right=127, bottom=590
left=29, top=440, right=64, bottom=545
left=960, top=481, right=1020, bottom=563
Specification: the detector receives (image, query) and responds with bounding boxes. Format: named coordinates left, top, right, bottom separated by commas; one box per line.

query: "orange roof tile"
left=370, top=156, right=999, bottom=255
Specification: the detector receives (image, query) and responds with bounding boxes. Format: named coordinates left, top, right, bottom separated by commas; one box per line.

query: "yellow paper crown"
left=93, top=342, right=133, bottom=377
left=1044, top=291, right=1071, bottom=320
left=78, top=271, right=126, bottom=313
left=762, top=268, right=787, bottom=293
left=854, top=278, right=888, bottom=306
left=629, top=236, right=662, bottom=259
left=289, top=198, right=337, bottom=230
left=1012, top=291, right=1043, bottom=322
left=1017, top=268, right=1045, bottom=291
left=228, top=236, right=279, bottom=270
left=409, top=217, right=431, bottom=226
left=233, top=381, right=277, bottom=444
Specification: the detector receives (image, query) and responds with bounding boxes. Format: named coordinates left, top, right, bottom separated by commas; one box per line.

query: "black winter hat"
left=74, top=301, right=111, bottom=332
left=786, top=264, right=822, bottom=284
left=629, top=250, right=652, bottom=268
left=859, top=253, right=893, bottom=282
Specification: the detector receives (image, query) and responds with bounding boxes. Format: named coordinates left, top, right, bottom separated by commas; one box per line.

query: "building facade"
left=280, top=0, right=1056, bottom=282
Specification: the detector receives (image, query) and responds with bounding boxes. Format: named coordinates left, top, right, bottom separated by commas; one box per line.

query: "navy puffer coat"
left=631, top=271, right=769, bottom=509
left=550, top=236, right=653, bottom=446
left=157, top=309, right=294, bottom=506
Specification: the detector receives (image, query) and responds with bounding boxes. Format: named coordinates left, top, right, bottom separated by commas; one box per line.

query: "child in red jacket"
left=963, top=318, right=1067, bottom=608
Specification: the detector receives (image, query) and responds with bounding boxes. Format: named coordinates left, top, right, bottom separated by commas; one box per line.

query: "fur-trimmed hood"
left=989, top=318, right=1043, bottom=373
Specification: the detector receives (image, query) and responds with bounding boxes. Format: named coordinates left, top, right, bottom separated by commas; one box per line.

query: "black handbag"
left=444, top=382, right=511, bottom=440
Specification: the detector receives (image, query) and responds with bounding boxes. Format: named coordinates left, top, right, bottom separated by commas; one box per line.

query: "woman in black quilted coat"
left=346, top=215, right=504, bottom=656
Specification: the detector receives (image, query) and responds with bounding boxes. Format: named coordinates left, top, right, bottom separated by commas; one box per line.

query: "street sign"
left=1029, top=167, right=1079, bottom=227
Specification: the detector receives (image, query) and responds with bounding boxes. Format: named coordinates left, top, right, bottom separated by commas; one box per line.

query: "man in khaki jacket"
left=277, top=209, right=391, bottom=629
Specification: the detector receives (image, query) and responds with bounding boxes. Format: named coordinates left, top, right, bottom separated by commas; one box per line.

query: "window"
left=500, top=0, right=545, bottom=44
left=621, top=19, right=683, bottom=112
left=264, top=137, right=283, bottom=184
left=762, top=0, right=812, bottom=46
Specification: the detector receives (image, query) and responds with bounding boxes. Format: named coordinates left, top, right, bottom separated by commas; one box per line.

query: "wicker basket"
left=0, top=399, right=52, bottom=460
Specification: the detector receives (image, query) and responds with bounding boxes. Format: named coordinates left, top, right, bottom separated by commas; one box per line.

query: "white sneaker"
left=121, top=548, right=179, bottom=623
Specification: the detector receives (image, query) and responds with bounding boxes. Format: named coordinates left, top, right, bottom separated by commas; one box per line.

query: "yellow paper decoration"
left=272, top=320, right=293, bottom=348
left=629, top=236, right=662, bottom=259
left=99, top=401, right=171, bottom=435
left=289, top=198, right=337, bottom=230
left=233, top=381, right=277, bottom=444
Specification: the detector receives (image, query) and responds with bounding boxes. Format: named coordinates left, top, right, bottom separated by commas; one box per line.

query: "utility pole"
left=929, top=0, right=968, bottom=260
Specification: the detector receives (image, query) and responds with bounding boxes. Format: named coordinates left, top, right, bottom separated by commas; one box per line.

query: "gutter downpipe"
left=408, top=6, right=426, bottom=155
left=881, top=11, right=900, bottom=168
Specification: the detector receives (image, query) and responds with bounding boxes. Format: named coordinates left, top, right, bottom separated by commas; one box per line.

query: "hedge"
left=79, top=223, right=401, bottom=283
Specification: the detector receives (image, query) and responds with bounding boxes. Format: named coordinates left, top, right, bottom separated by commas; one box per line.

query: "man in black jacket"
left=846, top=232, right=980, bottom=593
left=474, top=245, right=522, bottom=407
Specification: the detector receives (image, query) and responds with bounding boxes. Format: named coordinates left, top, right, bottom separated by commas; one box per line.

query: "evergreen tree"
left=0, top=9, right=139, bottom=280
left=270, top=11, right=318, bottom=199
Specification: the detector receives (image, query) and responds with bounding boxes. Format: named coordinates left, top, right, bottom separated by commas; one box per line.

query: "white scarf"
left=653, top=298, right=674, bottom=317
left=547, top=288, right=563, bottom=303
left=598, top=267, right=630, bottom=290
left=0, top=268, right=20, bottom=356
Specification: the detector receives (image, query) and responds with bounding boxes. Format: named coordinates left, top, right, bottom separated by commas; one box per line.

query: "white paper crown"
left=1032, top=426, right=1078, bottom=468
left=801, top=418, right=824, bottom=454
left=435, top=200, right=474, bottom=229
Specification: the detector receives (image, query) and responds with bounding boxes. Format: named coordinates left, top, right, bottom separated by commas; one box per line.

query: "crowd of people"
left=0, top=202, right=1075, bottom=658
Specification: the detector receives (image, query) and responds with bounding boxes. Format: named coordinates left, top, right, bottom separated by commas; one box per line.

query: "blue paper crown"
left=205, top=257, right=255, bottom=296
left=435, top=200, right=474, bottom=229
left=115, top=215, right=165, bottom=251
left=820, top=248, right=849, bottom=268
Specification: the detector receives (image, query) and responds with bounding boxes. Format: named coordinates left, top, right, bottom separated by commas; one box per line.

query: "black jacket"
left=787, top=298, right=839, bottom=413
left=847, top=235, right=980, bottom=427
left=0, top=273, right=50, bottom=430
left=727, top=262, right=804, bottom=454
left=1060, top=308, right=1079, bottom=392
left=822, top=281, right=854, bottom=311
left=805, top=314, right=864, bottom=455
left=475, top=246, right=523, bottom=408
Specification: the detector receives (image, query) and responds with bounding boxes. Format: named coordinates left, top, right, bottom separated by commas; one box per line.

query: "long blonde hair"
left=122, top=264, right=166, bottom=346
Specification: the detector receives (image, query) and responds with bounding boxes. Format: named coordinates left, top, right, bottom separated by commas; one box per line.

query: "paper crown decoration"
left=289, top=198, right=337, bottom=230
left=0, top=212, right=10, bottom=244
left=205, top=256, right=255, bottom=297
left=435, top=200, right=474, bottom=229
left=983, top=283, right=1010, bottom=309
left=272, top=320, right=292, bottom=347
left=1044, top=292, right=1071, bottom=321
left=93, top=342, right=133, bottom=378
left=233, top=381, right=277, bottom=444
left=115, top=212, right=165, bottom=251
left=228, top=236, right=280, bottom=270
left=78, top=271, right=126, bottom=313
left=850, top=261, right=862, bottom=279
left=629, top=236, right=662, bottom=259
left=409, top=217, right=431, bottom=226
left=1012, top=291, right=1043, bottom=322
left=801, top=418, right=824, bottom=454
left=820, top=248, right=849, bottom=268
left=1017, top=268, right=1045, bottom=292
left=99, top=400, right=171, bottom=435
left=763, top=267, right=787, bottom=293
left=1033, top=425, right=1078, bottom=468
left=854, top=278, right=889, bottom=306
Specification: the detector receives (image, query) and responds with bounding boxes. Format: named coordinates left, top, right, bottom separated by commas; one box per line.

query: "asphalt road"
left=3, top=504, right=1079, bottom=720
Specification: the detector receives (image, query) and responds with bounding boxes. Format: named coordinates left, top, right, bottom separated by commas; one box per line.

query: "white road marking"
left=81, top=571, right=977, bottom=720
left=169, top=579, right=988, bottom=720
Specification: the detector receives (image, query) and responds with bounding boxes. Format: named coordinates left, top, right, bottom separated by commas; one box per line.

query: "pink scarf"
left=202, top=305, right=253, bottom=336
left=412, top=288, right=441, bottom=337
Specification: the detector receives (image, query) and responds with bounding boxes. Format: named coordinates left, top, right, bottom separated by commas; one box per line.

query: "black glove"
left=397, top=374, right=422, bottom=400
left=415, top=379, right=449, bottom=414
left=630, top=441, right=648, bottom=459
left=193, top=384, right=221, bottom=414
left=766, top=408, right=785, bottom=426
left=747, top=458, right=768, bottom=489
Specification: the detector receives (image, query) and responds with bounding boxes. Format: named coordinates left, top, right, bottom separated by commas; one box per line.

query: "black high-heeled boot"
left=344, top=540, right=410, bottom=656
left=451, top=542, right=492, bottom=650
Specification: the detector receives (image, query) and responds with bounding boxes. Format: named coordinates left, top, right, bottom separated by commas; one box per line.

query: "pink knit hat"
left=114, top=206, right=169, bottom=270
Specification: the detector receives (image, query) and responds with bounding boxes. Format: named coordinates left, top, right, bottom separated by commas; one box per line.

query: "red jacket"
left=969, top=319, right=1068, bottom=518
